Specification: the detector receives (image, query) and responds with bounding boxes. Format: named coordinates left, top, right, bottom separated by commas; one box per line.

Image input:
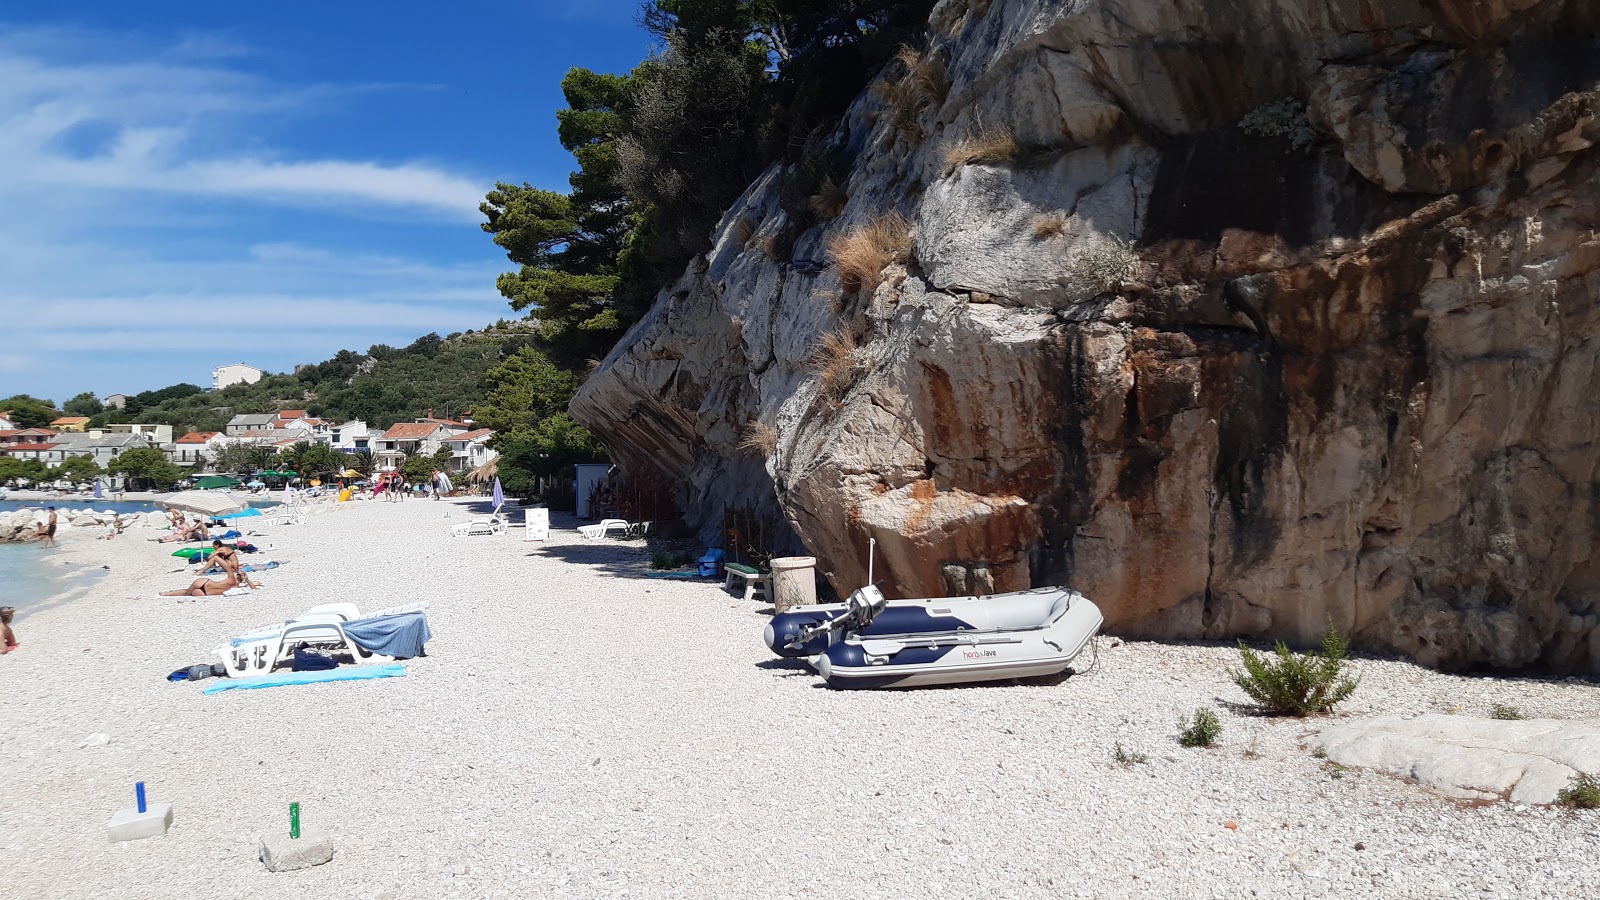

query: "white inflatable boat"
left=768, top=585, right=1103, bottom=690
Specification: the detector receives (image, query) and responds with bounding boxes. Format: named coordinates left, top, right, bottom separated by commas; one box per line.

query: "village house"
left=167, top=431, right=224, bottom=465
left=225, top=413, right=277, bottom=435
left=49, top=416, right=90, bottom=433
left=212, top=362, right=264, bottom=391
left=443, top=428, right=498, bottom=474
left=372, top=422, right=453, bottom=472
left=101, top=393, right=129, bottom=410
left=330, top=420, right=370, bottom=450
left=103, top=423, right=173, bottom=444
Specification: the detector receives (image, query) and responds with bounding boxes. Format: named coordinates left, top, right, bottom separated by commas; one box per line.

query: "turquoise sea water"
left=0, top=498, right=278, bottom=619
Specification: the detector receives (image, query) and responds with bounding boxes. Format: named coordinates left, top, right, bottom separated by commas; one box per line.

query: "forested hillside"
left=85, top=323, right=542, bottom=433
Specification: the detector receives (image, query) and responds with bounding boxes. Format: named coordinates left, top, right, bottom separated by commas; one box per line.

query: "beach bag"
left=291, top=648, right=339, bottom=671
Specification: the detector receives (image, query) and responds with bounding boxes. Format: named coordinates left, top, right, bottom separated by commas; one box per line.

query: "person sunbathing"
left=160, top=572, right=242, bottom=597
left=199, top=539, right=261, bottom=590
left=1, top=606, right=17, bottom=653
left=151, top=521, right=208, bottom=543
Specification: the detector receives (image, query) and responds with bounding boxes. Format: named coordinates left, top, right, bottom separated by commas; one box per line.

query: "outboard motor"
left=761, top=586, right=888, bottom=657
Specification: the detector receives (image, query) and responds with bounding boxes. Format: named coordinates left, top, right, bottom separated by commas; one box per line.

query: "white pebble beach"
left=3, top=496, right=1599, bottom=899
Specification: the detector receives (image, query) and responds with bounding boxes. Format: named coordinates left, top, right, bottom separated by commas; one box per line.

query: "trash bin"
left=769, top=556, right=817, bottom=612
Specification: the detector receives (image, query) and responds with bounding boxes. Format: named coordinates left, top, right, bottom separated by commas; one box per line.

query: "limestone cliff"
left=571, top=0, right=1600, bottom=673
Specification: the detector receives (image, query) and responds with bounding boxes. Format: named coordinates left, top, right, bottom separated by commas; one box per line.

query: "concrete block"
left=259, top=833, right=335, bottom=872
left=107, top=803, right=173, bottom=842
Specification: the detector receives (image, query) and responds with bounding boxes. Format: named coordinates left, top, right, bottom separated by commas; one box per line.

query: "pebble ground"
left=2, top=497, right=1598, bottom=898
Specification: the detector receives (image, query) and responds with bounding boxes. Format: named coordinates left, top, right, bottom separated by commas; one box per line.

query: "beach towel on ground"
left=203, top=663, right=406, bottom=694
left=342, top=612, right=432, bottom=659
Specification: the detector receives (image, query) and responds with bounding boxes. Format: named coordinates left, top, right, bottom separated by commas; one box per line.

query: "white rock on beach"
left=1313, top=715, right=1600, bottom=804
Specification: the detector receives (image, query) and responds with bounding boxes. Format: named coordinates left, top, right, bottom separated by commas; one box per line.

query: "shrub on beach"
left=1231, top=621, right=1360, bottom=716
left=1177, top=708, right=1222, bottom=747
left=1558, top=772, right=1600, bottom=809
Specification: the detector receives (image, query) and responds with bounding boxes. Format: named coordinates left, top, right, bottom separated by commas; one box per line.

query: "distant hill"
left=95, top=321, right=542, bottom=434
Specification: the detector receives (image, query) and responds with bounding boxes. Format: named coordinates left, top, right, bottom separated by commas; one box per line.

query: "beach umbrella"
left=223, top=507, right=263, bottom=519
left=339, top=468, right=362, bottom=478
left=93, top=479, right=103, bottom=499
left=492, top=476, right=504, bottom=512
left=195, top=475, right=242, bottom=489
left=161, top=490, right=247, bottom=517
left=247, top=480, right=266, bottom=488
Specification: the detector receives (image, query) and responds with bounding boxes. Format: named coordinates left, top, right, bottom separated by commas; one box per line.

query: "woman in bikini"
left=200, top=540, right=261, bottom=590
left=160, top=570, right=241, bottom=597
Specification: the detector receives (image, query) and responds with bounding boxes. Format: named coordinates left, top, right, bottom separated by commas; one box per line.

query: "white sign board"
left=525, top=507, right=550, bottom=541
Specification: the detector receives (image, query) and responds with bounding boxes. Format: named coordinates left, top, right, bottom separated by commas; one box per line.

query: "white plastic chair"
left=578, top=518, right=630, bottom=541
left=451, top=514, right=506, bottom=537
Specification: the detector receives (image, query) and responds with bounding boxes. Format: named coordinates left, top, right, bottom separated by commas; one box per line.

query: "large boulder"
left=572, top=0, right=1600, bottom=672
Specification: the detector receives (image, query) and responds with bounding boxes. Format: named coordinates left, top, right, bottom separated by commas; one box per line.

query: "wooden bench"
left=723, top=562, right=770, bottom=602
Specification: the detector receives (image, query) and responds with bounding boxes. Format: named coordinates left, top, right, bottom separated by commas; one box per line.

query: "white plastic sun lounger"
left=450, top=514, right=506, bottom=537
left=215, top=600, right=429, bottom=678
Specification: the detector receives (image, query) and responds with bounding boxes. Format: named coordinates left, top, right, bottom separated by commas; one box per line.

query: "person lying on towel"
left=160, top=571, right=242, bottom=597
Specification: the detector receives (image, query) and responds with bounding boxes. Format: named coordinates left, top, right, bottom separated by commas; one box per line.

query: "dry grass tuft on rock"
left=1177, top=708, right=1222, bottom=747
left=1069, top=235, right=1139, bottom=294
left=1032, top=213, right=1067, bottom=239
left=1231, top=621, right=1360, bottom=716
left=1558, top=772, right=1600, bottom=809
left=810, top=330, right=860, bottom=403
left=828, top=212, right=912, bottom=296
left=808, top=176, right=849, bottom=221
left=876, top=46, right=949, bottom=145
left=733, top=216, right=757, bottom=246
left=737, top=421, right=778, bottom=458
left=943, top=128, right=1020, bottom=174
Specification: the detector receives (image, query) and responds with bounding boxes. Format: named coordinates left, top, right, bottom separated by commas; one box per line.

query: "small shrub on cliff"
left=827, top=212, right=911, bottom=296
left=1069, top=235, right=1139, bottom=294
left=1178, top=708, right=1222, bottom=748
left=1032, top=213, right=1067, bottom=239
left=1490, top=703, right=1524, bottom=720
left=877, top=46, right=949, bottom=144
left=1239, top=98, right=1317, bottom=151
left=1231, top=621, right=1360, bottom=716
left=1558, top=772, right=1600, bottom=809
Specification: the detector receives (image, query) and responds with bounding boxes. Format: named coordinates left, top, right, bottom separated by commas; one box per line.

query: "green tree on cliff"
left=0, top=395, right=60, bottom=428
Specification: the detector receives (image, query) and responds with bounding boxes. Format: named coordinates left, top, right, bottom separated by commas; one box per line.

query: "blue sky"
left=0, top=1, right=654, bottom=405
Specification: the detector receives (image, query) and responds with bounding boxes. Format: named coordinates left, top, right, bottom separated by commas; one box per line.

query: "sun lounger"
left=214, top=601, right=428, bottom=678
left=450, top=514, right=506, bottom=537
left=578, top=519, right=651, bottom=540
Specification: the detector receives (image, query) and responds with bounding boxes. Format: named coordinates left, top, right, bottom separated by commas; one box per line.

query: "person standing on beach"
left=35, top=507, right=57, bottom=545
left=1, top=607, right=17, bottom=653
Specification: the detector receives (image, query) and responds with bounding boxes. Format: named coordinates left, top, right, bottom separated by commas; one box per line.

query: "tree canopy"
left=108, top=448, right=184, bottom=490
left=1, top=395, right=60, bottom=428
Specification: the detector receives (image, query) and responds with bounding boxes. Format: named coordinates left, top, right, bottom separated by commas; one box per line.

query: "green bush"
left=649, top=551, right=695, bottom=570
left=1231, top=621, right=1360, bottom=716
left=1178, top=708, right=1222, bottom=748
left=1239, top=98, right=1317, bottom=151
left=1558, top=772, right=1600, bottom=809
left=1490, top=703, right=1524, bottom=720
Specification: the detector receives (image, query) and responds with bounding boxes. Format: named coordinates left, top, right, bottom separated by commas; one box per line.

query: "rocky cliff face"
left=571, top=0, right=1600, bottom=673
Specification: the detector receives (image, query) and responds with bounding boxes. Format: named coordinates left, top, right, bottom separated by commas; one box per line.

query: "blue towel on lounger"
left=204, top=663, right=406, bottom=694
left=341, top=612, right=433, bottom=659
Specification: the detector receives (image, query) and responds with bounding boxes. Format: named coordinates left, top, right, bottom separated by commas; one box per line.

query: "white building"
left=50, top=432, right=152, bottom=467
left=104, top=423, right=173, bottom=444
left=168, top=431, right=225, bottom=466
left=212, top=363, right=264, bottom=391
left=331, top=420, right=370, bottom=450
left=372, top=422, right=451, bottom=472
left=102, top=394, right=129, bottom=410
left=443, top=429, right=498, bottom=474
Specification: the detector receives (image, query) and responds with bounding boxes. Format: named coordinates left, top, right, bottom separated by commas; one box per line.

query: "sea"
left=0, top=498, right=279, bottom=620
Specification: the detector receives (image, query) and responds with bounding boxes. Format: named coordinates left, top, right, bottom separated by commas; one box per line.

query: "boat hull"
left=764, top=586, right=1075, bottom=658
left=814, top=593, right=1103, bottom=690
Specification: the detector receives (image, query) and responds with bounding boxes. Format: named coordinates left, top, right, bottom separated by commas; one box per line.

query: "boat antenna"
left=867, top=536, right=876, bottom=585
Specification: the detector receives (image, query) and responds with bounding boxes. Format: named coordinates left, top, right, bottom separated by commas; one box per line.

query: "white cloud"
left=0, top=26, right=486, bottom=220
left=0, top=24, right=520, bottom=402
